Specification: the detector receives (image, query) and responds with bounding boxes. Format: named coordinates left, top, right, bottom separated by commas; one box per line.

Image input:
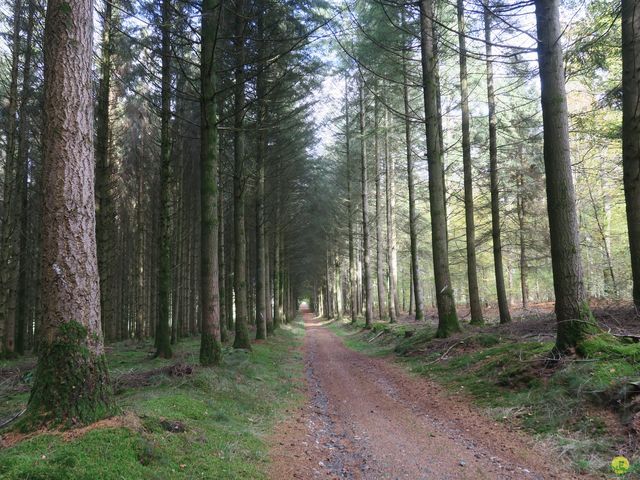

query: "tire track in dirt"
left=269, top=311, right=586, bottom=479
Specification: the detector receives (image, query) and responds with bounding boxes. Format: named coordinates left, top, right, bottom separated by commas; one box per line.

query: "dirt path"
left=269, top=311, right=585, bottom=480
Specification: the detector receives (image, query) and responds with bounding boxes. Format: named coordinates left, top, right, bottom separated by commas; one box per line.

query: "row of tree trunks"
left=0, top=0, right=23, bottom=356
left=14, top=0, right=38, bottom=355
left=95, top=0, right=118, bottom=343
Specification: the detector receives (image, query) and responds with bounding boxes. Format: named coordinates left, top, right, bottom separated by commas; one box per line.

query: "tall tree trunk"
left=0, top=0, right=23, bottom=356
left=409, top=265, right=414, bottom=315
left=484, top=5, right=511, bottom=324
left=27, top=0, right=111, bottom=426
left=334, top=250, right=342, bottom=318
left=15, top=0, right=37, bottom=355
left=345, top=77, right=358, bottom=322
left=155, top=0, right=173, bottom=358
left=225, top=216, right=235, bottom=334
left=136, top=147, right=145, bottom=341
left=255, top=122, right=267, bottom=338
left=265, top=227, right=274, bottom=333
left=374, top=93, right=387, bottom=319
left=457, top=0, right=483, bottom=325
left=586, top=179, right=617, bottom=297
left=359, top=80, right=373, bottom=328
left=273, top=218, right=282, bottom=329
left=534, top=0, right=595, bottom=352
left=279, top=232, right=286, bottom=323
left=171, top=188, right=181, bottom=345
left=325, top=248, right=332, bottom=318
left=255, top=5, right=267, bottom=340
left=95, top=0, right=118, bottom=343
left=219, top=153, right=228, bottom=342
left=384, top=103, right=399, bottom=322
left=402, top=14, right=424, bottom=321
left=622, top=0, right=640, bottom=309
left=420, top=0, right=460, bottom=338
left=199, top=0, right=223, bottom=365
left=232, top=0, right=251, bottom=349
left=516, top=167, right=528, bottom=309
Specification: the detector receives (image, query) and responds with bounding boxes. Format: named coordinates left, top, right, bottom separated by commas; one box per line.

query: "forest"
left=0, top=0, right=639, bottom=477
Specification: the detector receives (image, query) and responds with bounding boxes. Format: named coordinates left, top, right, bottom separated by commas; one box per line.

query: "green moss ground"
left=0, top=320, right=305, bottom=479
left=328, top=319, right=640, bottom=478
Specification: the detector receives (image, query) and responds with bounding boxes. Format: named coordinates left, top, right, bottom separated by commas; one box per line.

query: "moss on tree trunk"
left=554, top=301, right=598, bottom=354
left=199, top=330, right=222, bottom=366
left=23, top=321, right=112, bottom=429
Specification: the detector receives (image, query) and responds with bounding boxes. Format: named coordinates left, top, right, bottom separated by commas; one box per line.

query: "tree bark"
left=0, top=0, right=23, bottom=356
left=622, top=0, right=640, bottom=309
left=255, top=4, right=267, bottom=340
left=374, top=93, right=387, bottom=319
left=232, top=0, right=252, bottom=350
left=155, top=0, right=173, bottom=358
left=516, top=167, right=528, bottom=309
left=345, top=77, right=358, bottom=322
left=457, top=0, right=483, bottom=325
left=15, top=0, right=37, bottom=355
left=402, top=16, right=425, bottom=321
left=359, top=80, right=374, bottom=328
left=384, top=103, right=399, bottom=322
left=135, top=129, right=145, bottom=341
left=26, top=0, right=111, bottom=426
left=95, top=0, right=118, bottom=343
left=534, top=0, right=595, bottom=352
left=420, top=0, right=460, bottom=338
left=199, top=0, right=223, bottom=365
left=273, top=205, right=282, bottom=329
left=265, top=227, right=274, bottom=333
left=484, top=5, right=511, bottom=324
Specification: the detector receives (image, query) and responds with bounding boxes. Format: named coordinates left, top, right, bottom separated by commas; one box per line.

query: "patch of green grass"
left=394, top=327, right=436, bottom=356
left=0, top=321, right=305, bottom=479
left=327, top=319, right=394, bottom=356
left=330, top=321, right=640, bottom=476
left=578, top=333, right=640, bottom=362
left=472, top=333, right=503, bottom=347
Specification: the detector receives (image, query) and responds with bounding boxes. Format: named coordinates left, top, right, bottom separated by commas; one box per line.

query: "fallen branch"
left=612, top=333, right=640, bottom=343
left=0, top=409, right=26, bottom=429
left=368, top=331, right=385, bottom=343
left=423, top=336, right=473, bottom=365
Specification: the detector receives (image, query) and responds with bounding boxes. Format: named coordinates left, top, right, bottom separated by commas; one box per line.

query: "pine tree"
left=534, top=0, right=596, bottom=352
left=420, top=0, right=460, bottom=338
left=26, top=0, right=111, bottom=426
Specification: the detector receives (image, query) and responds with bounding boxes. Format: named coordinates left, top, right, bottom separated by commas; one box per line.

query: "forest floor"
left=0, top=322, right=306, bottom=479
left=269, top=306, right=640, bottom=479
left=1, top=303, right=638, bottom=479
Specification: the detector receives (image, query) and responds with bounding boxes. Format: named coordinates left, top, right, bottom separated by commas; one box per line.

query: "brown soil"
left=268, top=310, right=591, bottom=480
